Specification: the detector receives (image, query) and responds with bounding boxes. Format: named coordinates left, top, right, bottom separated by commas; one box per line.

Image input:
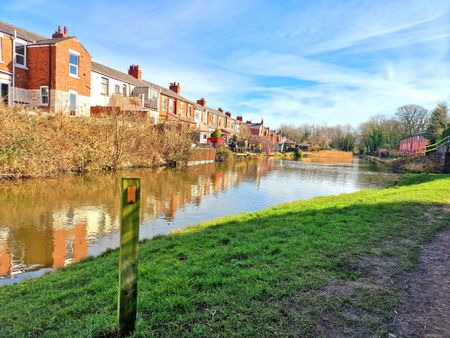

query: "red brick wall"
left=188, top=148, right=217, bottom=162
left=159, top=94, right=168, bottom=121
left=0, top=34, right=13, bottom=73
left=2, top=37, right=90, bottom=97
left=53, top=39, right=90, bottom=96
left=15, top=45, right=52, bottom=90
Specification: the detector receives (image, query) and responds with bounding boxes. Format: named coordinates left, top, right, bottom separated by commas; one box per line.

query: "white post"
left=12, top=30, right=16, bottom=106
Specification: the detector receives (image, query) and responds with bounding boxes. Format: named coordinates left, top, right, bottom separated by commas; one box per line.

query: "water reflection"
left=0, top=158, right=399, bottom=283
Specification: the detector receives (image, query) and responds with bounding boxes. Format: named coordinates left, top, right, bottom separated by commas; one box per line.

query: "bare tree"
left=395, top=104, right=428, bottom=137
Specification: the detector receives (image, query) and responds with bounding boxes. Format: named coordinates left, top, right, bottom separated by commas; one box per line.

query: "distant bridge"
left=424, top=135, right=450, bottom=154
left=423, top=136, right=450, bottom=173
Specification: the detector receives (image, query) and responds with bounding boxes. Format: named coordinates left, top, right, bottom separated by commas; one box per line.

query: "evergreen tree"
left=425, top=102, right=448, bottom=143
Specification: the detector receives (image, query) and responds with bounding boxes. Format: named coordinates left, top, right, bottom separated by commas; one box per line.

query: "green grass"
left=1, top=174, right=450, bottom=337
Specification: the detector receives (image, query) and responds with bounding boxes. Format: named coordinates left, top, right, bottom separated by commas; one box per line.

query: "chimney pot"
left=128, top=65, right=142, bottom=80
left=52, top=25, right=66, bottom=39
left=63, top=26, right=68, bottom=37
left=169, top=82, right=181, bottom=94
left=197, top=98, right=207, bottom=106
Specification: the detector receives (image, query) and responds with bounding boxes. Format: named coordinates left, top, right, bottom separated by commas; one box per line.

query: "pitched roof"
left=0, top=21, right=47, bottom=42
left=246, top=123, right=262, bottom=129
left=205, top=107, right=225, bottom=116
left=194, top=103, right=205, bottom=111
left=29, top=37, right=74, bottom=45
left=91, top=61, right=146, bottom=87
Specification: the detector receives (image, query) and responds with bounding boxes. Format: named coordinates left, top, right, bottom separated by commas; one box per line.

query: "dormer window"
left=15, top=43, right=26, bottom=67
left=69, top=51, right=79, bottom=77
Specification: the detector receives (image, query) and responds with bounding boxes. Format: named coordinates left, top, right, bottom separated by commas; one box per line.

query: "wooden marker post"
left=118, top=178, right=141, bottom=336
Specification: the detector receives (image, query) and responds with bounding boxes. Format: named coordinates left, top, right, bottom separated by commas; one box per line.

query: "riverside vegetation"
left=0, top=174, right=449, bottom=337
left=0, top=105, right=192, bottom=178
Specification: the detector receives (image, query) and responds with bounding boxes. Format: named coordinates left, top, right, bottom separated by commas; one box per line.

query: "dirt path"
left=390, top=227, right=450, bottom=338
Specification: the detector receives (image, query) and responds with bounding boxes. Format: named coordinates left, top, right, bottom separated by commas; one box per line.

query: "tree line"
left=280, top=102, right=449, bottom=153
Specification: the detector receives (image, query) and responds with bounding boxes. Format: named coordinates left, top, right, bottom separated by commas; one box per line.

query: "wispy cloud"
left=1, top=0, right=449, bottom=128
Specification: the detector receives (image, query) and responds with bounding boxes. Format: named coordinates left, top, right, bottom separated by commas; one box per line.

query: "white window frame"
left=69, top=50, right=80, bottom=78
left=169, top=99, right=174, bottom=113
left=179, top=102, right=184, bottom=114
left=40, top=86, right=49, bottom=105
left=1, top=81, right=9, bottom=105
left=114, top=84, right=120, bottom=94
left=162, top=97, right=167, bottom=110
left=69, top=90, right=77, bottom=116
left=122, top=84, right=127, bottom=96
left=14, top=40, right=27, bottom=68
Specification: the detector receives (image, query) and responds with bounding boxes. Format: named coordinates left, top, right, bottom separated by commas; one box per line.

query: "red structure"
left=399, top=135, right=428, bottom=155
left=207, top=137, right=225, bottom=148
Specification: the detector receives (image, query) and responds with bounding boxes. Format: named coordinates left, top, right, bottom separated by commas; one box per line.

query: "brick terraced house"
left=0, top=22, right=91, bottom=115
left=0, top=21, right=286, bottom=150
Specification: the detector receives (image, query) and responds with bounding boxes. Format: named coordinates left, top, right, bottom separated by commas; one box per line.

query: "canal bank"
left=1, top=173, right=449, bottom=337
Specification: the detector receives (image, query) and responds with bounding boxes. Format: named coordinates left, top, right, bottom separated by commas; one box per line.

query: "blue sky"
left=1, top=0, right=450, bottom=128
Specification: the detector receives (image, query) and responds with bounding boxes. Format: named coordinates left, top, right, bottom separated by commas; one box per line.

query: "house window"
left=122, top=84, right=127, bottom=96
left=69, top=92, right=77, bottom=115
left=151, top=91, right=158, bottom=100
left=40, top=86, right=49, bottom=105
left=162, top=97, right=167, bottom=110
left=69, top=52, right=79, bottom=77
left=115, top=84, right=120, bottom=94
left=179, top=103, right=183, bottom=115
left=15, top=42, right=26, bottom=66
left=188, top=106, right=192, bottom=117
left=101, top=77, right=109, bottom=95
left=168, top=99, right=174, bottom=113
left=0, top=36, right=2, bottom=62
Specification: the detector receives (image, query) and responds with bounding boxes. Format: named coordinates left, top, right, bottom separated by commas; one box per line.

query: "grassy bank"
left=1, top=174, right=449, bottom=337
left=0, top=105, right=192, bottom=178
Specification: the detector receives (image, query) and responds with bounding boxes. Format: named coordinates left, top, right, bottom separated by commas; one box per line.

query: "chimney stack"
left=128, top=65, right=142, bottom=80
left=236, top=115, right=243, bottom=122
left=169, top=82, right=181, bottom=94
left=246, top=120, right=252, bottom=124
left=197, top=98, right=207, bottom=106
left=218, top=108, right=224, bottom=113
left=225, top=111, right=231, bottom=117
left=52, top=25, right=69, bottom=39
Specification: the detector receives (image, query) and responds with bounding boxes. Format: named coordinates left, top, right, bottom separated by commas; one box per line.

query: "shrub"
left=211, top=129, right=221, bottom=138
left=0, top=105, right=192, bottom=178
left=215, top=147, right=232, bottom=162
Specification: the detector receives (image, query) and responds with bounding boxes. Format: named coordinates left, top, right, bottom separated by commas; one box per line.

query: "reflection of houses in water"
left=0, top=205, right=116, bottom=277
left=0, top=229, right=11, bottom=276
left=52, top=223, right=87, bottom=269
left=1, top=160, right=278, bottom=279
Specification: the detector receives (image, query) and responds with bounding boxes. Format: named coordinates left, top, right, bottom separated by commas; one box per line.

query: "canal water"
left=0, top=157, right=399, bottom=284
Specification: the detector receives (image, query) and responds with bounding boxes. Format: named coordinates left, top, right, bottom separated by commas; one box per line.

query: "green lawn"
left=1, top=174, right=449, bottom=337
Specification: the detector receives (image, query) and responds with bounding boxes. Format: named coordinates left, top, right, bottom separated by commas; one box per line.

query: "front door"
left=1, top=83, right=8, bottom=105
